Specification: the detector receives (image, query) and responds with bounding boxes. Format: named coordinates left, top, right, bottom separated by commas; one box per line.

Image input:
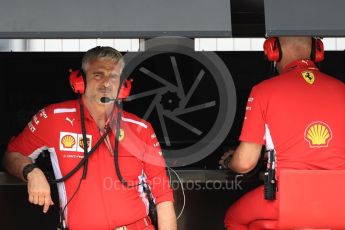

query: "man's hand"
left=27, top=168, right=54, bottom=213
left=3, top=152, right=55, bottom=213
left=219, top=149, right=235, bottom=169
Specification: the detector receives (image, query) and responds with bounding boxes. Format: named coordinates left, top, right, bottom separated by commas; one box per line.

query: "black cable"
left=54, top=77, right=155, bottom=227
left=48, top=118, right=111, bottom=183
left=58, top=174, right=83, bottom=230
left=58, top=99, right=88, bottom=230
left=113, top=101, right=157, bottom=229
left=269, top=61, right=277, bottom=78
left=113, top=103, right=127, bottom=186
left=113, top=101, right=142, bottom=188
left=55, top=99, right=116, bottom=229
left=80, top=102, right=88, bottom=179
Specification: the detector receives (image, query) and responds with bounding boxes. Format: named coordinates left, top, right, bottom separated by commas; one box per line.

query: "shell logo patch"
left=60, top=132, right=92, bottom=152
left=301, top=71, right=315, bottom=84
left=61, top=135, right=76, bottom=148
left=304, top=122, right=332, bottom=148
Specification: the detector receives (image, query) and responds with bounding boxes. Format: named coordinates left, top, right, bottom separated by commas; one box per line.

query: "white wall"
left=0, top=38, right=343, bottom=52
left=195, top=38, right=342, bottom=51
left=0, top=39, right=140, bottom=52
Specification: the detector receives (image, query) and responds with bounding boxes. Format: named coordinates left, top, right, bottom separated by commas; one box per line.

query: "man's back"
left=241, top=59, right=345, bottom=170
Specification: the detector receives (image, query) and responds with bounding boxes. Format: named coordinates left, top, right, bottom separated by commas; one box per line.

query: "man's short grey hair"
left=81, top=46, right=125, bottom=72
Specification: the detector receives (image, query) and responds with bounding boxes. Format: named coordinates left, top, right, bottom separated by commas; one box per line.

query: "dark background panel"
left=231, top=0, right=265, bottom=37
left=0, top=51, right=344, bottom=230
left=0, top=170, right=261, bottom=230
left=0, top=51, right=345, bottom=171
left=0, top=185, right=60, bottom=230
left=0, top=51, right=269, bottom=171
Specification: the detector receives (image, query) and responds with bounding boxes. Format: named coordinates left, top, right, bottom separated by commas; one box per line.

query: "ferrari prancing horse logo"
left=118, top=129, right=125, bottom=141
left=301, top=71, right=315, bottom=84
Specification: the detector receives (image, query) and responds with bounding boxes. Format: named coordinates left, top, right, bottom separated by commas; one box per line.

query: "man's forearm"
left=156, top=201, right=177, bottom=230
left=228, top=142, right=262, bottom=173
left=228, top=152, right=255, bottom=174
left=3, top=151, right=32, bottom=181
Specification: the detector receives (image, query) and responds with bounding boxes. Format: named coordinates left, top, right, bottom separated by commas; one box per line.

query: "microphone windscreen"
left=100, top=97, right=111, bottom=103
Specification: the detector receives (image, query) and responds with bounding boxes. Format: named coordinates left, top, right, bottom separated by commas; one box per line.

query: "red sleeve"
left=143, top=123, right=174, bottom=204
left=239, top=85, right=266, bottom=145
left=7, top=107, right=53, bottom=159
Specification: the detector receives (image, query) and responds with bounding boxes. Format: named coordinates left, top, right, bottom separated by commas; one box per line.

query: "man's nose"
left=103, top=80, right=111, bottom=87
left=102, top=75, right=111, bottom=87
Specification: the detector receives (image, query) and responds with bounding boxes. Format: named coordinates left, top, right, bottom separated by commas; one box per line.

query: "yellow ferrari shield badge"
left=118, top=129, right=124, bottom=141
left=301, top=71, right=315, bottom=84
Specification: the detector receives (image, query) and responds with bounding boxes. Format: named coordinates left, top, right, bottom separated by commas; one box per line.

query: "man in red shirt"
left=220, top=37, right=345, bottom=229
left=3, top=46, right=176, bottom=230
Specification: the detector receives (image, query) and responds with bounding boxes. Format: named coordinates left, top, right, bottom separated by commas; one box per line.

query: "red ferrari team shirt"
left=240, top=59, right=345, bottom=170
left=8, top=99, right=173, bottom=230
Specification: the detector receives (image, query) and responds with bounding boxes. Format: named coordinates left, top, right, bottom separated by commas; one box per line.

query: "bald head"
left=276, top=36, right=313, bottom=73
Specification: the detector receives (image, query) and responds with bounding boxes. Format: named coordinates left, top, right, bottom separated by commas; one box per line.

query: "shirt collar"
left=74, top=99, right=119, bottom=126
left=281, top=59, right=319, bottom=74
left=75, top=99, right=92, bottom=122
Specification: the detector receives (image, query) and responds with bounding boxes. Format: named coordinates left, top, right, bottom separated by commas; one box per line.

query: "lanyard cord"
left=112, top=102, right=156, bottom=228
left=113, top=101, right=142, bottom=188
left=80, top=102, right=88, bottom=179
left=48, top=101, right=111, bottom=184
left=54, top=99, right=155, bottom=228
left=56, top=100, right=111, bottom=229
left=112, top=75, right=158, bottom=221
left=113, top=106, right=126, bottom=185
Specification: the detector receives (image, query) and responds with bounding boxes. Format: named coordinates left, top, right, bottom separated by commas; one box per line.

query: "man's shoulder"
left=318, top=72, right=345, bottom=87
left=122, top=110, right=150, bottom=129
left=249, top=73, right=299, bottom=98
left=252, top=77, right=280, bottom=91
left=253, top=70, right=345, bottom=97
left=37, top=100, right=78, bottom=121
left=48, top=100, right=77, bottom=110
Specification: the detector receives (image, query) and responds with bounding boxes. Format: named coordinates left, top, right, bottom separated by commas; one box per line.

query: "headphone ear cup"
left=118, top=79, right=132, bottom=99
left=69, top=69, right=85, bottom=94
left=313, top=38, right=324, bottom=63
left=263, top=37, right=282, bottom=62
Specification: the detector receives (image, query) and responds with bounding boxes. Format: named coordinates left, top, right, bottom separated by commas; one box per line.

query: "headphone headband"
left=68, top=69, right=131, bottom=99
left=263, top=37, right=324, bottom=63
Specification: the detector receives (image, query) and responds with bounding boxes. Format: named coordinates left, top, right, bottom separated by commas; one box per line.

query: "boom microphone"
left=100, top=97, right=116, bottom=103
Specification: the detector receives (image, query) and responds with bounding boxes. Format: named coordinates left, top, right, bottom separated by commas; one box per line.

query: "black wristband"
left=23, top=164, right=39, bottom=181
left=223, top=155, right=233, bottom=169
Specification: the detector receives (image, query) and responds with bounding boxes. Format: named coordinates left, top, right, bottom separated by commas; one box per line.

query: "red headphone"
left=263, top=37, right=324, bottom=63
left=68, top=69, right=131, bottom=99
